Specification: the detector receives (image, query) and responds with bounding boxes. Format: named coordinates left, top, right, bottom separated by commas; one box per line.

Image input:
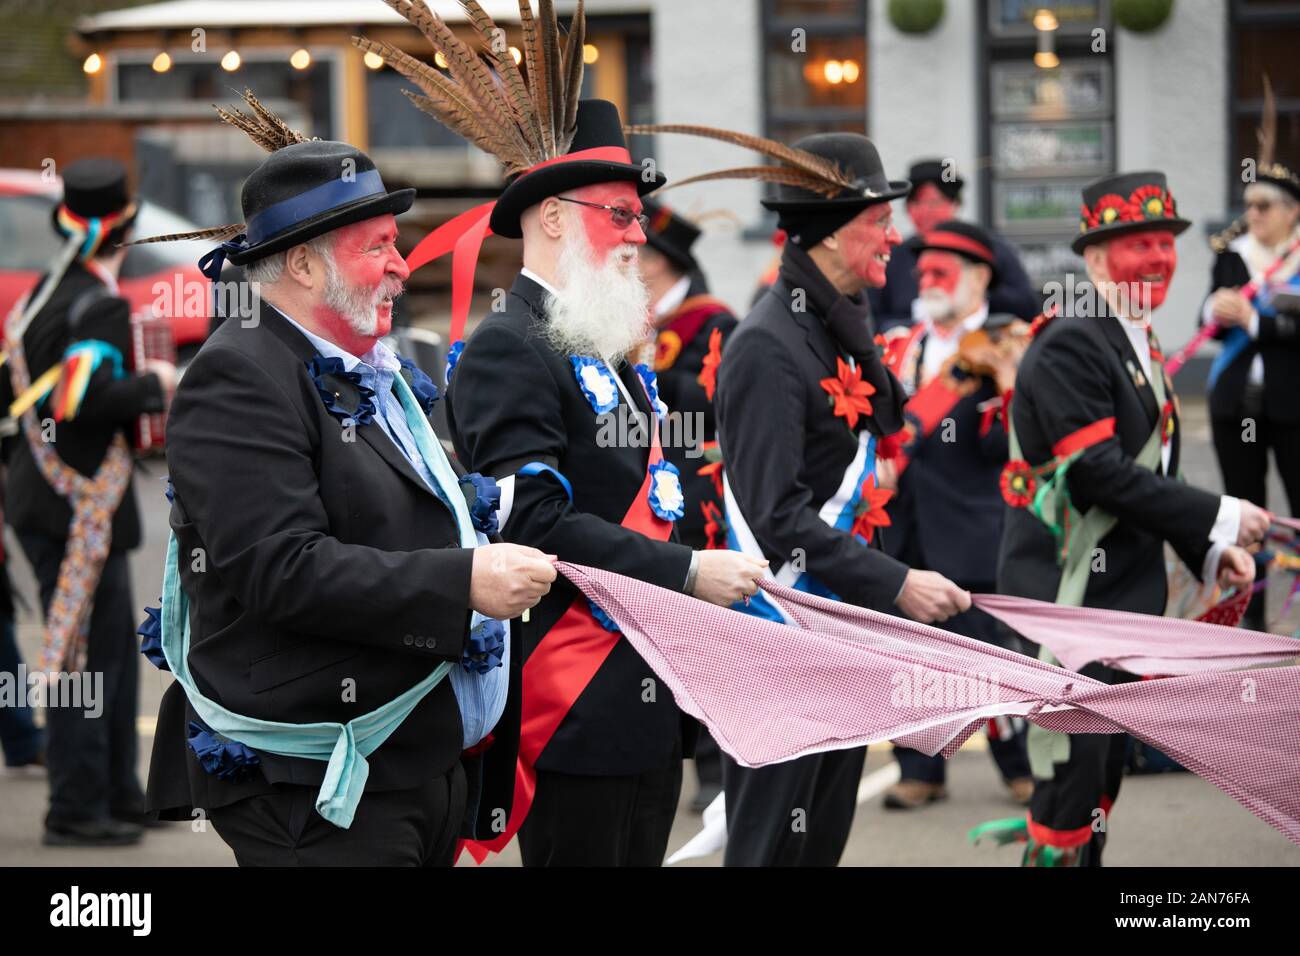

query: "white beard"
left=919, top=288, right=956, bottom=323
left=919, top=269, right=977, bottom=325
left=543, top=228, right=651, bottom=364
left=321, top=252, right=404, bottom=338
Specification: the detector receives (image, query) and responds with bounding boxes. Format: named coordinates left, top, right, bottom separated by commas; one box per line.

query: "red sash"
left=461, top=392, right=675, bottom=863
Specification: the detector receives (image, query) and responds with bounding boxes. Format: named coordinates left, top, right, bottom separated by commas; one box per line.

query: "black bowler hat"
left=641, top=199, right=701, bottom=273
left=226, top=140, right=414, bottom=266
left=906, top=158, right=965, bottom=203
left=915, top=219, right=997, bottom=279
left=761, top=133, right=909, bottom=247
left=489, top=99, right=665, bottom=239
left=1073, top=170, right=1190, bottom=254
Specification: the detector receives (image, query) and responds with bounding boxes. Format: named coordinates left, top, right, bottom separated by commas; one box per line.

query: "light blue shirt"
left=275, top=307, right=508, bottom=749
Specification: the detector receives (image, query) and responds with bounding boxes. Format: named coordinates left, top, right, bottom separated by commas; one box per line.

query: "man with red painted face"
left=867, top=159, right=1040, bottom=334
left=144, top=136, right=554, bottom=866
left=711, top=133, right=971, bottom=867
left=874, top=221, right=1034, bottom=811
left=995, top=171, right=1270, bottom=866
left=446, top=100, right=766, bottom=867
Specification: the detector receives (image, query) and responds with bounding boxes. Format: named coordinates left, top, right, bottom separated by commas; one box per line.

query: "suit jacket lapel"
left=262, top=303, right=443, bottom=501
left=1096, top=314, right=1160, bottom=426
left=778, top=279, right=840, bottom=377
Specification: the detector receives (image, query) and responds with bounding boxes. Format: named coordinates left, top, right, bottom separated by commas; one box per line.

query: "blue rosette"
left=398, top=356, right=440, bottom=413
left=137, top=605, right=168, bottom=672
left=462, top=618, right=506, bottom=674
left=459, top=472, right=501, bottom=535
left=186, top=720, right=261, bottom=783
left=589, top=600, right=621, bottom=633
left=306, top=356, right=377, bottom=426
left=647, top=459, right=685, bottom=521
left=444, top=340, right=465, bottom=386
left=569, top=355, right=620, bottom=414
left=634, top=363, right=669, bottom=420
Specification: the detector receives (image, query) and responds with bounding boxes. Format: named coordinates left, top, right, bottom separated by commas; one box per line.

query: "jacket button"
left=403, top=634, right=414, bottom=646
left=414, top=636, right=426, bottom=648
left=426, top=636, right=437, bottom=650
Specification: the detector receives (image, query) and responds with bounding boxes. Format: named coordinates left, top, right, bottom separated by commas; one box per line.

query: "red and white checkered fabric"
left=974, top=593, right=1300, bottom=675
left=558, top=562, right=1300, bottom=847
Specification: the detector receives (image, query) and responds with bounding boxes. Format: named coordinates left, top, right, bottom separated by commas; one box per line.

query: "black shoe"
left=43, top=818, right=144, bottom=847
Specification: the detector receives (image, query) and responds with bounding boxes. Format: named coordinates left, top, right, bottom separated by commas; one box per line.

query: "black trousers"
left=1211, top=394, right=1300, bottom=628
left=1028, top=731, right=1127, bottom=867
left=721, top=746, right=865, bottom=867
left=209, top=762, right=467, bottom=866
left=518, top=760, right=683, bottom=866
left=893, top=603, right=1030, bottom=784
left=19, top=533, right=143, bottom=828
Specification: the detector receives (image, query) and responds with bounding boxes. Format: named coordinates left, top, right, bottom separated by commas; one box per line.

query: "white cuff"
left=1248, top=309, right=1261, bottom=338
left=1201, top=540, right=1229, bottom=598
left=1210, top=495, right=1240, bottom=546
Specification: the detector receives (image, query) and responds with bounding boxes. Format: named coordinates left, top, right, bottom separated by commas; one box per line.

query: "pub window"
left=761, top=0, right=868, bottom=145
left=1229, top=0, right=1300, bottom=209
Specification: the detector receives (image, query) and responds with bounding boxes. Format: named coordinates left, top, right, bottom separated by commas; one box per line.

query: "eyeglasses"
left=556, top=196, right=649, bottom=230
left=1246, top=199, right=1274, bottom=214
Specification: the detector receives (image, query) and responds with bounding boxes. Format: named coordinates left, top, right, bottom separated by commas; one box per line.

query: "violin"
left=957, top=315, right=1032, bottom=378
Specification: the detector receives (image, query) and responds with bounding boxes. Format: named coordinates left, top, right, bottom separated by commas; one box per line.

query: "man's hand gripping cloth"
left=557, top=561, right=1300, bottom=847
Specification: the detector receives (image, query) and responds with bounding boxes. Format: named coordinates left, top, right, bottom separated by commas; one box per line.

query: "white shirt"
left=920, top=304, right=988, bottom=384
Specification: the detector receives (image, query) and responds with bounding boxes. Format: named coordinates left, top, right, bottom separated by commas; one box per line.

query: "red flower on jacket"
left=701, top=500, right=727, bottom=550
left=697, top=459, right=724, bottom=499
left=849, top=475, right=894, bottom=545
left=820, top=358, right=876, bottom=430
left=1000, top=459, right=1037, bottom=509
left=697, top=327, right=724, bottom=402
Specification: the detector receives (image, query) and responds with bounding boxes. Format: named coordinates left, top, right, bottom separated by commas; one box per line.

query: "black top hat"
left=642, top=199, right=701, bottom=274
left=906, top=158, right=964, bottom=202
left=489, top=99, right=665, bottom=239
left=224, top=140, right=414, bottom=267
left=915, top=219, right=997, bottom=279
left=61, top=158, right=132, bottom=219
left=1073, top=170, right=1190, bottom=254
left=53, top=157, right=139, bottom=250
left=1255, top=161, right=1300, bottom=204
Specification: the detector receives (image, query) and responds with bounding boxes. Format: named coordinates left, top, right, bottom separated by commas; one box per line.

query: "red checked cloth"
left=557, top=562, right=1300, bottom=847
left=973, top=593, right=1300, bottom=676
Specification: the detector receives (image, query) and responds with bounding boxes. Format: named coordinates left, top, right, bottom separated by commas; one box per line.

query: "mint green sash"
left=160, top=373, right=477, bottom=828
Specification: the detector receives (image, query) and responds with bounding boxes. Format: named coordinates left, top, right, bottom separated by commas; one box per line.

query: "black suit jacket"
left=1203, top=246, right=1300, bottom=424
left=446, top=273, right=694, bottom=776
left=654, top=276, right=738, bottom=549
left=867, top=233, right=1042, bottom=333
left=997, top=305, right=1221, bottom=614
left=715, top=256, right=911, bottom=612
left=147, top=304, right=519, bottom=839
left=0, top=262, right=164, bottom=549
left=884, top=325, right=1009, bottom=588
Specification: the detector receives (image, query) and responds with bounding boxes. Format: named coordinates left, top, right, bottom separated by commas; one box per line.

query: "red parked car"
left=0, top=168, right=212, bottom=356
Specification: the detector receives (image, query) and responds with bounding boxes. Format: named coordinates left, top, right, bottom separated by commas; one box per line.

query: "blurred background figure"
left=0, top=526, right=42, bottom=773
left=877, top=221, right=1032, bottom=809
left=639, top=199, right=738, bottom=812
left=868, top=159, right=1040, bottom=333
left=0, top=157, right=176, bottom=846
left=1203, top=150, right=1300, bottom=631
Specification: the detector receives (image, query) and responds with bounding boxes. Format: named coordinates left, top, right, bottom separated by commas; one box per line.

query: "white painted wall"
left=868, top=0, right=981, bottom=225
left=1113, top=0, right=1230, bottom=343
